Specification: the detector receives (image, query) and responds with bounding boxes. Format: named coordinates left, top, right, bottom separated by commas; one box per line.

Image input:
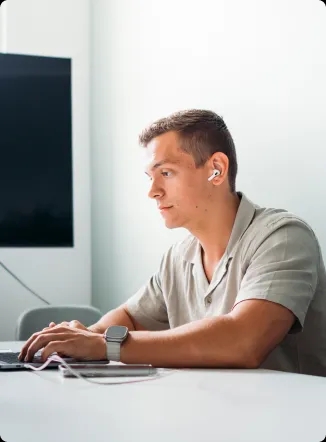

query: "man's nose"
left=148, top=179, right=164, bottom=199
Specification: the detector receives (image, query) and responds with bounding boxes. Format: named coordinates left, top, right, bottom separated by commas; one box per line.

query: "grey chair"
left=15, top=305, right=103, bottom=340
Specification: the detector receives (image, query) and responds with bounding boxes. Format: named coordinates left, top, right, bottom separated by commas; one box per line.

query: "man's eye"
left=161, top=171, right=172, bottom=177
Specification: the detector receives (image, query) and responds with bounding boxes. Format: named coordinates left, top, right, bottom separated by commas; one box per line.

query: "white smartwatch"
left=104, top=325, right=129, bottom=362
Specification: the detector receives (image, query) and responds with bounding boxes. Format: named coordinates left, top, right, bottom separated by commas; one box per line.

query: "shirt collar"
left=182, top=192, right=257, bottom=263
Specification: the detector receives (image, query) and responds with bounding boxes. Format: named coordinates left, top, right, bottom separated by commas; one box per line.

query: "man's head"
left=140, top=109, right=238, bottom=230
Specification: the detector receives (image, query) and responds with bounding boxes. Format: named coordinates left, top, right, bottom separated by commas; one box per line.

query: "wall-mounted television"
left=0, top=53, right=73, bottom=247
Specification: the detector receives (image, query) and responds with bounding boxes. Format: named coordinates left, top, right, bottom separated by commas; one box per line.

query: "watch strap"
left=106, top=341, right=121, bottom=362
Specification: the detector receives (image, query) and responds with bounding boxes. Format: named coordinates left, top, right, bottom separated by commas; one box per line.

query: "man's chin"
left=163, top=219, right=182, bottom=229
left=160, top=210, right=184, bottom=229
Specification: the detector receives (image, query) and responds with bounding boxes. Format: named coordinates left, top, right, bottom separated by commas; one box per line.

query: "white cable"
left=24, top=355, right=177, bottom=385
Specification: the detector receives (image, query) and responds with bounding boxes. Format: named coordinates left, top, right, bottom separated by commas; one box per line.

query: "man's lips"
left=158, top=206, right=173, bottom=210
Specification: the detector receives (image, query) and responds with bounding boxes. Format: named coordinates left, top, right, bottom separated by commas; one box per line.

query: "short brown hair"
left=139, top=109, right=238, bottom=192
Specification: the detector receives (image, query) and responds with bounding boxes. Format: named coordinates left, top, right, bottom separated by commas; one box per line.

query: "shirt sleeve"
left=125, top=260, right=170, bottom=331
left=233, top=218, right=320, bottom=333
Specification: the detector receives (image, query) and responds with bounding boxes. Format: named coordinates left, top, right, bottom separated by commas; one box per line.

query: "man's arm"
left=88, top=305, right=148, bottom=333
left=120, top=219, right=318, bottom=368
left=18, top=305, right=147, bottom=361
left=120, top=299, right=295, bottom=368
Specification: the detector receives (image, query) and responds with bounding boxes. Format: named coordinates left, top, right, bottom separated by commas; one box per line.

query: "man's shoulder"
left=252, top=205, right=315, bottom=238
left=243, top=203, right=319, bottom=257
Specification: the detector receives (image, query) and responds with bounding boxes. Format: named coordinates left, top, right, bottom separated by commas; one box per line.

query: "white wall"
left=91, top=0, right=326, bottom=314
left=0, top=0, right=92, bottom=340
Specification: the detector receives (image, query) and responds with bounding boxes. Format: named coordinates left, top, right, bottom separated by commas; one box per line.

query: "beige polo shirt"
left=126, top=193, right=326, bottom=377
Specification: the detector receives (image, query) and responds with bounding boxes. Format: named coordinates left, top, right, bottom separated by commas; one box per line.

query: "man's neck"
left=189, top=192, right=240, bottom=265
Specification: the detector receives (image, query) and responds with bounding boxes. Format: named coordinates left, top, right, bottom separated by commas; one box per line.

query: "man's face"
left=144, top=131, right=213, bottom=230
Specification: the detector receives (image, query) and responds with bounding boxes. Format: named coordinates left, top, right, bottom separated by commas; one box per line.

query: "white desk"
left=1, top=342, right=326, bottom=442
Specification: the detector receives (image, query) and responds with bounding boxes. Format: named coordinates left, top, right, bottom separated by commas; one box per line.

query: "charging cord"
left=24, top=355, right=177, bottom=385
left=2, top=259, right=177, bottom=384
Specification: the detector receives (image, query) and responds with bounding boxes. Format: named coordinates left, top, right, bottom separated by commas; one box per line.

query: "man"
left=19, top=109, right=326, bottom=376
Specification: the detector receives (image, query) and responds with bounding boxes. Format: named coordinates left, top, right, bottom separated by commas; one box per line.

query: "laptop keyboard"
left=0, top=352, right=22, bottom=363
left=0, top=352, right=41, bottom=364
left=0, top=352, right=108, bottom=366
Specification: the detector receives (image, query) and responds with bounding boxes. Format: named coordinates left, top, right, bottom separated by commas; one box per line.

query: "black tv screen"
left=0, top=53, right=73, bottom=247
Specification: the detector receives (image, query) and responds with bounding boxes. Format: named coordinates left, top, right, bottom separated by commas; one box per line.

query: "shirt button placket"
left=206, top=295, right=212, bottom=306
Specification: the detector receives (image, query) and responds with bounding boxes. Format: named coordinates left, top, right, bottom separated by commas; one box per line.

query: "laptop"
left=0, top=350, right=108, bottom=371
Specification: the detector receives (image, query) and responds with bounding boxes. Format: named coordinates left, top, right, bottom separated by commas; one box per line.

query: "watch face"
left=106, top=325, right=128, bottom=340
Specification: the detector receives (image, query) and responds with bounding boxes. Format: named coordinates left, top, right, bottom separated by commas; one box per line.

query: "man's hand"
left=18, top=325, right=107, bottom=362
left=43, top=320, right=89, bottom=332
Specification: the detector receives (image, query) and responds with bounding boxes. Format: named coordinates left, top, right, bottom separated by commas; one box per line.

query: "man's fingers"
left=57, top=351, right=67, bottom=357
left=42, top=322, right=56, bottom=331
left=19, top=322, right=61, bottom=359
left=54, top=321, right=83, bottom=329
left=44, top=320, right=86, bottom=330
left=69, top=320, right=87, bottom=330
left=18, top=331, right=43, bottom=360
left=42, top=341, right=67, bottom=362
left=19, top=324, right=78, bottom=360
left=24, top=332, right=68, bottom=362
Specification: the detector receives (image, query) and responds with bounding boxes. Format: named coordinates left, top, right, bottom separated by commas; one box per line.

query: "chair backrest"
left=15, top=305, right=103, bottom=340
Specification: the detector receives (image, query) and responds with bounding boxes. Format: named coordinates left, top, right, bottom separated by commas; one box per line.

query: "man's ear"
left=209, top=152, right=229, bottom=183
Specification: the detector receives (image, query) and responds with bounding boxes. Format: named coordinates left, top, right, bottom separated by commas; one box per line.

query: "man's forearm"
left=88, top=306, right=137, bottom=334
left=120, top=316, right=256, bottom=368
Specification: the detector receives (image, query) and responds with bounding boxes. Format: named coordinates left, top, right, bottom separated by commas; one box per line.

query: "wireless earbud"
left=208, top=169, right=221, bottom=181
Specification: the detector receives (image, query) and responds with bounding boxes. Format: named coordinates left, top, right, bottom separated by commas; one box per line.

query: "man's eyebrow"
left=145, top=160, right=177, bottom=174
